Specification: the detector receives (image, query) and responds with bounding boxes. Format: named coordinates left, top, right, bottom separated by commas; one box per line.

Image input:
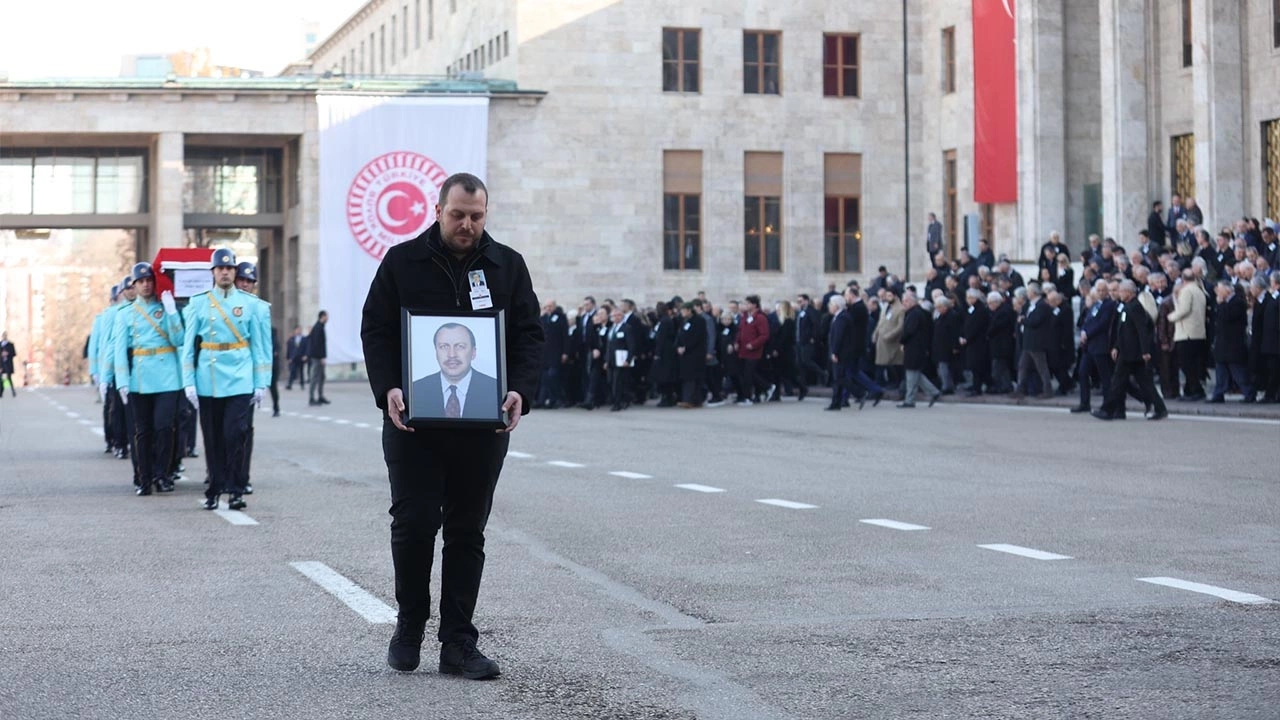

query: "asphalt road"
left=1, top=383, right=1277, bottom=719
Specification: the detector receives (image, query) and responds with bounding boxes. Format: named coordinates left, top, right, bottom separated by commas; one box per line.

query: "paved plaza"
left=1, top=383, right=1277, bottom=719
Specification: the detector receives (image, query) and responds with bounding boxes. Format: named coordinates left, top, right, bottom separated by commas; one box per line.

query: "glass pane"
left=664, top=232, right=682, bottom=270
left=765, top=234, right=781, bottom=271
left=764, top=197, right=781, bottom=232
left=764, top=65, right=780, bottom=94
left=744, top=234, right=760, bottom=271
left=663, top=62, right=678, bottom=91
left=683, top=31, right=698, bottom=61
left=825, top=234, right=840, bottom=273
left=32, top=156, right=95, bottom=214
left=824, top=196, right=839, bottom=233
left=663, top=30, right=677, bottom=62
left=744, top=70, right=759, bottom=94
left=844, top=235, right=860, bottom=273
left=664, top=194, right=680, bottom=231
left=843, top=197, right=860, bottom=232
left=683, top=62, right=699, bottom=92
left=763, top=34, right=779, bottom=64
left=843, top=36, right=857, bottom=64
left=824, top=35, right=837, bottom=64
left=684, top=233, right=700, bottom=269
left=824, top=67, right=838, bottom=96
left=0, top=157, right=34, bottom=214
left=744, top=196, right=759, bottom=233
left=744, top=33, right=759, bottom=64
left=684, top=195, right=700, bottom=229
left=843, top=69, right=858, bottom=97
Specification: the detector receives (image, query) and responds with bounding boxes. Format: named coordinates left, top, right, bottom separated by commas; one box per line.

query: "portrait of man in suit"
left=410, top=321, right=500, bottom=421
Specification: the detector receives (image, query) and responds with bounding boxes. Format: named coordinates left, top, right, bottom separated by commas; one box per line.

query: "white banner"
left=318, top=95, right=489, bottom=363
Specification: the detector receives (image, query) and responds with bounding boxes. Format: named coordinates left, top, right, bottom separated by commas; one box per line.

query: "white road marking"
left=333, top=419, right=351, bottom=425
left=963, top=402, right=1280, bottom=426
left=675, top=483, right=726, bottom=493
left=316, top=416, right=332, bottom=421
left=285, top=411, right=299, bottom=417
left=300, top=414, right=315, bottom=419
left=214, top=508, right=259, bottom=526
left=610, top=471, right=652, bottom=479
left=89, top=428, right=104, bottom=437
left=507, top=451, right=534, bottom=459
left=290, top=561, right=397, bottom=624
left=77, top=419, right=93, bottom=426
left=547, top=460, right=584, bottom=468
left=756, top=498, right=818, bottom=510
left=1138, top=577, right=1274, bottom=605
left=65, top=411, right=79, bottom=418
left=861, top=518, right=931, bottom=531
left=978, top=543, right=1073, bottom=561
left=354, top=422, right=371, bottom=428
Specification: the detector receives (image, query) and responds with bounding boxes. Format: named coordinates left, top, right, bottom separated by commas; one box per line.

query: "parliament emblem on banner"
left=347, top=151, right=448, bottom=260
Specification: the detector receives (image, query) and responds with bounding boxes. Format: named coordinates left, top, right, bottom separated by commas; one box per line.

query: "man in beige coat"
left=873, top=285, right=906, bottom=392
left=1166, top=269, right=1208, bottom=399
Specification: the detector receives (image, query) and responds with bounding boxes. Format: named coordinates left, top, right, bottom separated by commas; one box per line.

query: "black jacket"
left=987, top=303, right=1016, bottom=360
left=900, top=306, right=933, bottom=371
left=675, top=316, right=707, bottom=381
left=607, top=320, right=641, bottom=369
left=932, top=309, right=962, bottom=364
left=360, top=222, right=544, bottom=414
left=308, top=321, right=327, bottom=360
left=1212, top=293, right=1247, bottom=364
left=796, top=307, right=818, bottom=346
left=828, top=309, right=861, bottom=364
left=1111, top=298, right=1154, bottom=362
left=540, top=309, right=568, bottom=369
left=1264, top=293, right=1280, bottom=356
left=650, top=314, right=678, bottom=383
left=1021, top=300, right=1054, bottom=353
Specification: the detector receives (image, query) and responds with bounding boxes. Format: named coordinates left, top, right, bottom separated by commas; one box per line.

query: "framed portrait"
left=400, top=308, right=508, bottom=429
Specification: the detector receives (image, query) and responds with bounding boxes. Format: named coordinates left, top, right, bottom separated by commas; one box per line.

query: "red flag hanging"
left=972, top=0, right=1018, bottom=203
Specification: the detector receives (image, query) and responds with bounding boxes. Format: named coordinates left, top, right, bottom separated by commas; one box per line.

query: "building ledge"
left=0, top=75, right=546, bottom=100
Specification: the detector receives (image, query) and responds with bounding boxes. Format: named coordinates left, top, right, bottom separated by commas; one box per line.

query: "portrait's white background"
left=410, top=316, right=499, bottom=382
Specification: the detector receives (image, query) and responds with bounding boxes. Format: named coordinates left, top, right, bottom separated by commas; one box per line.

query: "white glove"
left=185, top=386, right=199, bottom=411
left=119, top=387, right=129, bottom=405
left=98, top=383, right=108, bottom=402
left=161, top=290, right=177, bottom=316
left=252, top=388, right=264, bottom=408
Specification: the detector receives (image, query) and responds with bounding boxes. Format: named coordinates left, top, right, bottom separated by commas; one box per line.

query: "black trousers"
left=179, top=397, right=198, bottom=455
left=132, top=391, right=179, bottom=486
left=1078, top=351, right=1113, bottom=408
left=1101, top=359, right=1166, bottom=416
left=383, top=423, right=507, bottom=643
left=1175, top=339, right=1207, bottom=397
left=739, top=358, right=769, bottom=399
left=609, top=366, right=631, bottom=408
left=797, top=344, right=824, bottom=386
left=199, top=394, right=252, bottom=498
left=287, top=359, right=303, bottom=388
left=107, top=385, right=129, bottom=450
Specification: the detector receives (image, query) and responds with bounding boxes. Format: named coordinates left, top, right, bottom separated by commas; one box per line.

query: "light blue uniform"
left=181, top=287, right=271, bottom=397
left=87, top=310, right=111, bottom=381
left=113, top=297, right=185, bottom=394
left=98, top=303, right=132, bottom=387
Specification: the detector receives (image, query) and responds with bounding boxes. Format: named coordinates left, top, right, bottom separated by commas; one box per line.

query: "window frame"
left=663, top=193, right=702, bottom=271
left=743, top=30, right=782, bottom=95
left=823, top=196, right=861, bottom=274
left=943, top=149, right=958, bottom=259
left=1182, top=0, right=1193, bottom=68
left=744, top=195, right=783, bottom=272
left=942, top=26, right=956, bottom=94
left=662, top=28, right=701, bottom=93
left=822, top=33, right=860, bottom=98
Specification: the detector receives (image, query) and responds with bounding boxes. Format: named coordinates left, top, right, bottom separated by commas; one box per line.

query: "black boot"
left=439, top=638, right=500, bottom=679
left=387, top=619, right=426, bottom=672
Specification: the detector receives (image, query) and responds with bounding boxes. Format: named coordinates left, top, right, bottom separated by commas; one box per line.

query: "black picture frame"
left=400, top=308, right=508, bottom=429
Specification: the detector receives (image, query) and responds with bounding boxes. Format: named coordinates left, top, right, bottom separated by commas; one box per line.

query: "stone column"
left=149, top=132, right=184, bottom=258
left=1016, top=0, right=1067, bottom=259
left=1191, top=0, right=1244, bottom=229
left=1098, top=0, right=1151, bottom=241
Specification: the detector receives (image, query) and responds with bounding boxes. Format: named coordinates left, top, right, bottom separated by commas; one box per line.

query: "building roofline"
left=0, top=75, right=545, bottom=98
left=309, top=0, right=384, bottom=62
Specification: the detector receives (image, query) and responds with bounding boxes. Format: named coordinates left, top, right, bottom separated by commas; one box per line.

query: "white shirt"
left=440, top=369, right=473, bottom=415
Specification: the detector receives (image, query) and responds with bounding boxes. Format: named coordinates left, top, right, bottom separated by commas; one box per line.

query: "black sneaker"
left=439, top=638, right=501, bottom=679
left=227, top=495, right=247, bottom=511
left=202, top=495, right=218, bottom=510
left=387, top=620, right=426, bottom=672
left=244, top=484, right=253, bottom=495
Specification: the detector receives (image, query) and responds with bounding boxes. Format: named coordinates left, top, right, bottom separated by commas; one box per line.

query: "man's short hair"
left=433, top=322, right=477, bottom=348
left=986, top=291, right=1003, bottom=304
left=439, top=172, right=488, bottom=206
left=828, top=295, right=847, bottom=311
left=584, top=295, right=596, bottom=304
left=1119, top=280, right=1138, bottom=294
left=745, top=294, right=761, bottom=307
left=966, top=288, right=985, bottom=301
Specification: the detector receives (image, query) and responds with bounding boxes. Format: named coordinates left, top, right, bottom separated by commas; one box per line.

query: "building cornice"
left=309, top=0, right=385, bottom=62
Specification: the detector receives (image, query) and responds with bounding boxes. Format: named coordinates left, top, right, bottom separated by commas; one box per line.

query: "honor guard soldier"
left=88, top=284, right=120, bottom=452
left=233, top=260, right=273, bottom=494
left=100, top=276, right=138, bottom=463
left=181, top=249, right=272, bottom=511
left=113, top=262, right=186, bottom=495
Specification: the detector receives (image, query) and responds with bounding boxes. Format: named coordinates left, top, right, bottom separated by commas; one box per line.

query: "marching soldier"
left=88, top=285, right=120, bottom=453
left=233, top=261, right=273, bottom=495
left=180, top=249, right=272, bottom=511
left=99, top=276, right=138, bottom=463
left=113, top=263, right=185, bottom=495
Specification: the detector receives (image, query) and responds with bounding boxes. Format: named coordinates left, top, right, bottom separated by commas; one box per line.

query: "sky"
left=0, top=0, right=364, bottom=79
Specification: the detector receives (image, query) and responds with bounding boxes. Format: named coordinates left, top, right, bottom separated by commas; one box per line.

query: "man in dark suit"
left=1075, top=283, right=1116, bottom=412
left=285, top=326, right=306, bottom=389
left=986, top=292, right=1016, bottom=393
left=1247, top=277, right=1271, bottom=403
left=1147, top=201, right=1167, bottom=248
left=307, top=311, right=329, bottom=406
left=959, top=288, right=991, bottom=395
left=897, top=292, right=941, bottom=408
left=536, top=300, right=568, bottom=409
left=1011, top=284, right=1054, bottom=398
left=410, top=323, right=501, bottom=420
left=1208, top=280, right=1252, bottom=403
left=825, top=291, right=882, bottom=410
left=795, top=294, right=824, bottom=387
left=926, top=213, right=944, bottom=259
left=606, top=306, right=640, bottom=411
left=931, top=297, right=962, bottom=393
left=1262, top=274, right=1280, bottom=403
left=1094, top=280, right=1167, bottom=420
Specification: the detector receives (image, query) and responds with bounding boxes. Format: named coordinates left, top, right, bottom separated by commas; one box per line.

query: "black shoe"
left=319, top=398, right=332, bottom=405
left=797, top=387, right=808, bottom=401
left=202, top=496, right=218, bottom=510
left=157, top=480, right=175, bottom=493
left=1242, top=396, right=1257, bottom=404
left=823, top=404, right=842, bottom=411
left=1091, top=410, right=1115, bottom=421
left=104, top=445, right=114, bottom=454
left=1069, top=405, right=1091, bottom=414
left=439, top=639, right=501, bottom=680
left=928, top=393, right=941, bottom=408
left=387, top=620, right=426, bottom=672
left=227, top=495, right=246, bottom=511
left=187, top=449, right=199, bottom=458
left=609, top=404, right=622, bottom=412
left=870, top=392, right=883, bottom=407
left=855, top=395, right=866, bottom=410
left=965, top=389, right=983, bottom=397
left=1206, top=397, right=1225, bottom=404
left=1147, top=410, right=1168, bottom=421
left=896, top=402, right=916, bottom=409
left=136, top=484, right=152, bottom=496
left=244, top=484, right=253, bottom=495
left=272, top=409, right=280, bottom=417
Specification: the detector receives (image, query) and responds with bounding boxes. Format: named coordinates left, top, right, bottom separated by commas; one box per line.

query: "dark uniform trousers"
left=132, top=391, right=180, bottom=487
left=108, top=385, right=132, bottom=452
left=199, top=394, right=253, bottom=498
left=383, top=423, right=507, bottom=644
left=1100, top=359, right=1167, bottom=416
left=1077, top=351, right=1113, bottom=408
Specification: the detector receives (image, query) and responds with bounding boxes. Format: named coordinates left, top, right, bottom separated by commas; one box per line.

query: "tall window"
left=823, top=153, right=862, bottom=273
left=1171, top=134, right=1195, bottom=199
left=744, top=152, right=783, bottom=271
left=823, top=33, right=859, bottom=98
left=943, top=150, right=958, bottom=258
left=1274, top=0, right=1280, bottom=48
left=370, top=32, right=376, bottom=71
left=662, top=28, right=700, bottom=93
left=503, top=31, right=509, bottom=57
left=743, top=31, right=781, bottom=95
left=942, top=27, right=956, bottom=94
left=489, top=39, right=494, bottom=64
left=980, top=203, right=995, bottom=252
left=450, top=0, right=456, bottom=12
left=391, top=16, right=397, bottom=64
left=360, top=41, right=366, bottom=73
left=1182, top=0, right=1193, bottom=67
left=415, top=0, right=421, bottom=48
left=428, top=0, right=434, bottom=40
left=663, top=151, right=702, bottom=271
left=350, top=49, right=356, bottom=74
left=380, top=25, right=387, bottom=72
left=1263, top=119, right=1280, bottom=220
left=403, top=5, right=409, bottom=56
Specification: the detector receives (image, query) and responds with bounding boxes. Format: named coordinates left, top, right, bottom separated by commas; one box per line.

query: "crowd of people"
left=535, top=197, right=1280, bottom=419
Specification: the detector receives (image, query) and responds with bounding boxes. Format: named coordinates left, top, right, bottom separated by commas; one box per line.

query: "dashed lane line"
left=861, top=518, right=931, bottom=531
left=198, top=499, right=260, bottom=526
left=547, top=460, right=585, bottom=468
left=507, top=451, right=534, bottom=459
left=963, top=402, right=1280, bottom=426
left=675, top=484, right=726, bottom=493
left=610, top=471, right=653, bottom=480
left=756, top=499, right=818, bottom=510
left=1138, top=577, right=1274, bottom=605
left=290, top=561, right=397, bottom=624
left=65, top=411, right=79, bottom=418
left=978, top=543, right=1073, bottom=561
left=354, top=422, right=371, bottom=428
